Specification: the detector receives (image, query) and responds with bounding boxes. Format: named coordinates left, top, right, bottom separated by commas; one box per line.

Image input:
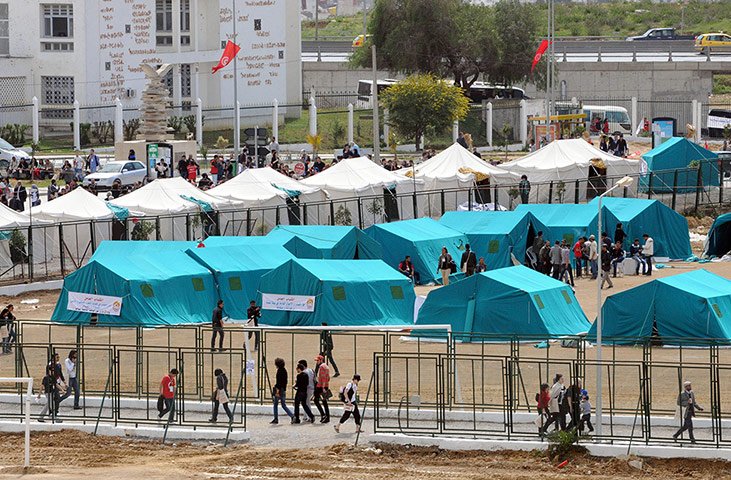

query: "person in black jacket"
left=209, top=368, right=232, bottom=423
left=271, top=357, right=294, bottom=424
left=38, top=353, right=66, bottom=423
left=320, top=322, right=339, bottom=377
left=247, top=300, right=261, bottom=351
left=460, top=244, right=477, bottom=277
left=211, top=300, right=225, bottom=352
left=292, top=363, right=315, bottom=424
left=0, top=304, right=16, bottom=354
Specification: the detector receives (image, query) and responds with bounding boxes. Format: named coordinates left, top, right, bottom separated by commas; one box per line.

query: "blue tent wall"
left=266, top=225, right=382, bottom=259
left=438, top=211, right=531, bottom=271
left=364, top=217, right=468, bottom=284
left=257, top=259, right=415, bottom=326
left=590, top=197, right=691, bottom=259
left=416, top=266, right=590, bottom=340
left=705, top=213, right=731, bottom=257
left=640, top=137, right=719, bottom=192
left=515, top=204, right=598, bottom=247
left=185, top=245, right=295, bottom=320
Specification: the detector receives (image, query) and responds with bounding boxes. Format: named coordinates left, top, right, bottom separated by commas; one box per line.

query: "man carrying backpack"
left=334, top=374, right=362, bottom=433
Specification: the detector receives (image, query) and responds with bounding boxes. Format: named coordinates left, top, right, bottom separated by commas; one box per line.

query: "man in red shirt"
left=158, top=368, right=178, bottom=419
left=313, top=355, right=330, bottom=423
left=187, top=161, right=197, bottom=182
left=573, top=237, right=585, bottom=278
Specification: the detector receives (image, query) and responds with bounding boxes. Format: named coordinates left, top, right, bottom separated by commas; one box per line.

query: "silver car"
left=0, top=137, right=31, bottom=174
left=82, top=160, right=147, bottom=187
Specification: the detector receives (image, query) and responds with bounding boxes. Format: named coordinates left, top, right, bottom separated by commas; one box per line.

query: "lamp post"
left=595, top=175, right=633, bottom=438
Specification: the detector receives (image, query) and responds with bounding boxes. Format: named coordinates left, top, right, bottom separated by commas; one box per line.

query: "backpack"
left=339, top=383, right=352, bottom=403
left=42, top=374, right=54, bottom=393
left=535, top=392, right=540, bottom=403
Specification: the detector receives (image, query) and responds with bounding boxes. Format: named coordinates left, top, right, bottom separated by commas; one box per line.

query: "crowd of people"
left=537, top=374, right=593, bottom=436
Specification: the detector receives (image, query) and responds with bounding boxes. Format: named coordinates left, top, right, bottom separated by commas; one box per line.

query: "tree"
left=380, top=74, right=469, bottom=147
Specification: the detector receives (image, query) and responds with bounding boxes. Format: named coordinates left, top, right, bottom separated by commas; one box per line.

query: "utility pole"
left=232, top=0, right=239, bottom=162
left=363, top=0, right=368, bottom=39
left=372, top=45, right=380, bottom=163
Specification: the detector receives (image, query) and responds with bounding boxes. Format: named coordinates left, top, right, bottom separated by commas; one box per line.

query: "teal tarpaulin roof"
left=640, top=137, right=718, bottom=192
left=587, top=269, right=731, bottom=343
left=257, top=259, right=415, bottom=327
left=180, top=195, right=213, bottom=212
left=104, top=202, right=130, bottom=220
left=438, top=211, right=531, bottom=271
left=265, top=225, right=383, bottom=259
left=364, top=217, right=468, bottom=284
left=704, top=213, right=731, bottom=257
left=515, top=203, right=598, bottom=246
left=91, top=241, right=198, bottom=260
left=186, top=245, right=295, bottom=320
left=415, top=265, right=590, bottom=341
left=588, top=197, right=691, bottom=259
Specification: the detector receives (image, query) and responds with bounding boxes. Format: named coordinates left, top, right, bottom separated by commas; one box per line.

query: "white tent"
left=111, top=178, right=241, bottom=240
left=209, top=166, right=328, bottom=233
left=301, top=156, right=419, bottom=227
left=496, top=139, right=640, bottom=203
left=30, top=187, right=117, bottom=222
left=0, top=203, right=52, bottom=269
left=396, top=143, right=520, bottom=216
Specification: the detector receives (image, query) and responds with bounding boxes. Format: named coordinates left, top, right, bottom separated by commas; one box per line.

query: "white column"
left=383, top=108, right=389, bottom=145
left=196, top=97, right=203, bottom=147
left=519, top=99, right=527, bottom=147
left=234, top=100, right=241, bottom=155
left=631, top=96, right=638, bottom=135
left=697, top=100, right=703, bottom=143
left=73, top=100, right=80, bottom=151
left=309, top=96, right=317, bottom=136
left=173, top=66, right=182, bottom=115
left=347, top=103, right=354, bottom=144
left=452, top=121, right=459, bottom=143
left=31, top=96, right=39, bottom=144
left=272, top=98, right=279, bottom=141
left=114, top=97, right=123, bottom=144
left=486, top=102, right=493, bottom=147
left=692, top=99, right=699, bottom=142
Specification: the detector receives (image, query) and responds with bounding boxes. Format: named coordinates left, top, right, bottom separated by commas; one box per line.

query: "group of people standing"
left=37, top=349, right=81, bottom=423
left=537, top=374, right=593, bottom=436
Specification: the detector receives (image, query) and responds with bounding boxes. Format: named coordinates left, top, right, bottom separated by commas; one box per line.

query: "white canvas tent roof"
left=0, top=202, right=50, bottom=229
left=301, top=156, right=415, bottom=197
left=111, top=177, right=238, bottom=215
left=210, top=166, right=326, bottom=206
left=29, top=187, right=120, bottom=222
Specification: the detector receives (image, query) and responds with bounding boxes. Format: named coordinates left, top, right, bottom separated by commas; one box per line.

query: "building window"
left=42, top=4, right=73, bottom=38
left=180, top=0, right=190, bottom=45
left=180, top=64, right=191, bottom=98
left=160, top=67, right=173, bottom=97
left=156, top=0, right=172, bottom=46
left=0, top=4, right=8, bottom=55
left=41, top=75, right=74, bottom=119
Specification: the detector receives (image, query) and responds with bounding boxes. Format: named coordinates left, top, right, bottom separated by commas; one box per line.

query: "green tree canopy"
left=381, top=74, right=470, bottom=145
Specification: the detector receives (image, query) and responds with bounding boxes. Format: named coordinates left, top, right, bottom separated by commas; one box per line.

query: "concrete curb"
left=0, top=280, right=62, bottom=296
left=368, top=433, right=731, bottom=460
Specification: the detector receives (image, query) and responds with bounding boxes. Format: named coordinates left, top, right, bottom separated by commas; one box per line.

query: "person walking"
left=531, top=231, right=544, bottom=269
left=58, top=349, right=81, bottom=410
left=573, top=238, right=585, bottom=278
left=320, top=323, right=340, bottom=377
left=519, top=175, right=531, bottom=204
left=313, top=355, right=331, bottom=423
left=292, top=363, right=315, bottom=424
left=536, top=383, right=550, bottom=435
left=209, top=368, right=233, bottom=423
left=334, top=374, right=362, bottom=433
left=614, top=222, right=626, bottom=246
left=539, top=240, right=552, bottom=275
left=600, top=244, right=614, bottom=289
left=560, top=241, right=575, bottom=287
left=211, top=300, right=225, bottom=352
left=87, top=149, right=100, bottom=174
left=673, top=381, right=703, bottom=443
left=0, top=304, right=15, bottom=354
left=460, top=244, right=477, bottom=277
left=300, top=359, right=316, bottom=412
left=271, top=357, right=294, bottom=424
left=38, top=354, right=66, bottom=423
left=642, top=233, right=654, bottom=276
left=588, top=235, right=598, bottom=280
left=437, top=247, right=453, bottom=286
left=247, top=300, right=261, bottom=351
left=543, top=374, right=565, bottom=434
left=157, top=368, right=178, bottom=419
left=550, top=240, right=562, bottom=279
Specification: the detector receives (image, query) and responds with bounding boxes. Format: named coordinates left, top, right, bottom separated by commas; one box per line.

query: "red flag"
left=705, top=140, right=709, bottom=149
left=531, top=40, right=550, bottom=73
left=211, top=41, right=241, bottom=74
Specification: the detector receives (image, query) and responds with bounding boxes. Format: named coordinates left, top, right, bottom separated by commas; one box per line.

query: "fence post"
left=719, top=161, right=724, bottom=206
left=695, top=165, right=703, bottom=212
left=632, top=44, right=637, bottom=62
left=519, top=100, right=527, bottom=148
left=548, top=181, right=553, bottom=204
left=668, top=44, right=673, bottom=62
left=597, top=46, right=602, bottom=62
left=631, top=97, right=638, bottom=134
left=27, top=226, right=33, bottom=281
left=272, top=98, right=279, bottom=141
left=467, top=189, right=472, bottom=211
left=347, top=103, right=354, bottom=145
left=706, top=46, right=711, bottom=62
left=309, top=96, right=317, bottom=137
left=647, top=172, right=653, bottom=199
left=574, top=180, right=579, bottom=204
left=357, top=198, right=363, bottom=229
left=486, top=102, right=493, bottom=147
left=195, top=98, right=203, bottom=147
left=114, top=97, right=123, bottom=144
left=234, top=100, right=241, bottom=157
left=58, top=224, right=65, bottom=277
left=692, top=99, right=699, bottom=142
left=73, top=100, right=81, bottom=151
left=383, top=109, right=389, bottom=145
left=440, top=190, right=445, bottom=215
left=329, top=201, right=335, bottom=226
left=671, top=169, right=678, bottom=211
left=452, top=121, right=459, bottom=144
left=32, top=96, right=39, bottom=144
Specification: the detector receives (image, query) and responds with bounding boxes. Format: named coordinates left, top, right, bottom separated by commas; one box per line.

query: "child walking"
left=579, top=394, right=594, bottom=435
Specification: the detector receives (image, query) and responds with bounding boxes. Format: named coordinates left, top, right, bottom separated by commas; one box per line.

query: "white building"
left=0, top=0, right=302, bottom=129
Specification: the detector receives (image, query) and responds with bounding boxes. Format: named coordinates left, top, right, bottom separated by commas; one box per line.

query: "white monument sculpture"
left=138, top=63, right=174, bottom=140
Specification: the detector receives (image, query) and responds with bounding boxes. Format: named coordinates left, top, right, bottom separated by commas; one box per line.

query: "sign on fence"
left=261, top=293, right=315, bottom=312
left=67, top=292, right=123, bottom=316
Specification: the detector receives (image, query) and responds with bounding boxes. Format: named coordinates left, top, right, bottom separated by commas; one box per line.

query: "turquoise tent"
left=589, top=197, right=691, bottom=259
left=640, top=137, right=719, bottom=192
left=438, top=211, right=531, bottom=271
left=704, top=213, right=731, bottom=257
left=257, top=259, right=415, bottom=326
left=265, top=225, right=383, bottom=259
left=364, top=217, right=467, bottom=284
left=185, top=245, right=295, bottom=320
left=51, top=250, right=218, bottom=326
left=415, top=266, right=590, bottom=341
left=201, top=236, right=292, bottom=248
left=515, top=204, right=598, bottom=247
left=587, top=269, right=731, bottom=343
left=91, top=241, right=198, bottom=258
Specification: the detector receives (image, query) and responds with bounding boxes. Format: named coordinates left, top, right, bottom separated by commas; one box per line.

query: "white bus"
left=583, top=105, right=632, bottom=136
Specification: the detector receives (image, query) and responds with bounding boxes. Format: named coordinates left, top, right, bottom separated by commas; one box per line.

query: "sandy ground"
left=0, top=430, right=729, bottom=479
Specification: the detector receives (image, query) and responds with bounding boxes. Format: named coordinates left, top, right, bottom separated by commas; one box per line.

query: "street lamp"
left=595, top=174, right=633, bottom=438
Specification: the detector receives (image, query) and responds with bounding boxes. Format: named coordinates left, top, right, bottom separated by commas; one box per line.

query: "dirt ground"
left=0, top=430, right=729, bottom=479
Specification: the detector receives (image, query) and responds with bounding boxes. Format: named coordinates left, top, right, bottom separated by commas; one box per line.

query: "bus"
left=582, top=105, right=632, bottom=136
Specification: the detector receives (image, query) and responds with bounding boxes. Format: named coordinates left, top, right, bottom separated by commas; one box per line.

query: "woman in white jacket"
left=542, top=374, right=565, bottom=434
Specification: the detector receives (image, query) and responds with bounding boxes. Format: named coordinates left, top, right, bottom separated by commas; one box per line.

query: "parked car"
left=718, top=151, right=731, bottom=178
left=626, top=28, right=694, bottom=41
left=695, top=33, right=731, bottom=53
left=0, top=137, right=31, bottom=169
left=82, top=160, right=147, bottom=187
